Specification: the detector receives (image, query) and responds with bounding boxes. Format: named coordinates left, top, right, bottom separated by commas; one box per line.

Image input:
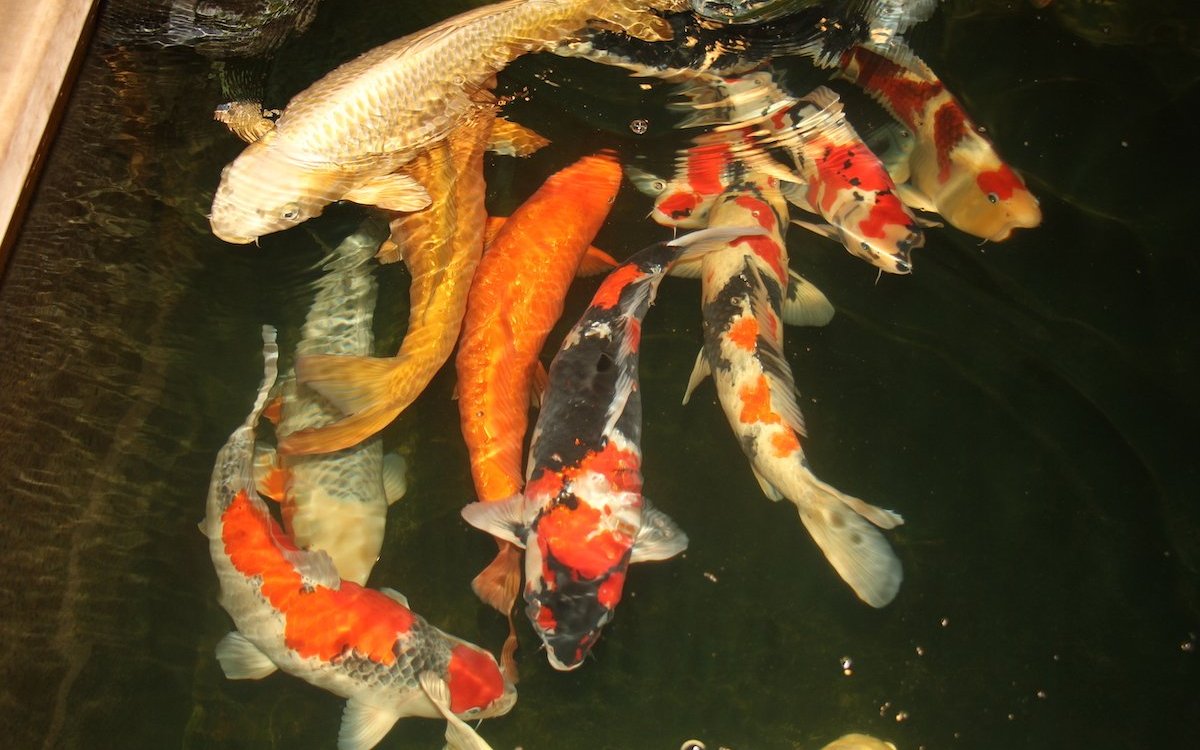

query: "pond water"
left=1, top=1, right=1197, bottom=749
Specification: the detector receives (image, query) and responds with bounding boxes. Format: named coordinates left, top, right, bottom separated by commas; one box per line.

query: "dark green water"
left=1, top=1, right=1197, bottom=748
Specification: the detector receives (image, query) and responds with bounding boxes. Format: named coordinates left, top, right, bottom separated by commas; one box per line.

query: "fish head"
left=653, top=189, right=714, bottom=228
left=441, top=638, right=517, bottom=719
left=210, top=136, right=347, bottom=244
left=839, top=195, right=923, bottom=274
left=522, top=479, right=640, bottom=671
left=940, top=156, right=1042, bottom=242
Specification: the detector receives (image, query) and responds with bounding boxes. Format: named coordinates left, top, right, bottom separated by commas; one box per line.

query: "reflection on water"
left=0, top=1, right=1197, bottom=748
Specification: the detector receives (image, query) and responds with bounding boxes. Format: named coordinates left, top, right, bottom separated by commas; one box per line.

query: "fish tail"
left=278, top=354, right=404, bottom=455
left=789, top=473, right=904, bottom=608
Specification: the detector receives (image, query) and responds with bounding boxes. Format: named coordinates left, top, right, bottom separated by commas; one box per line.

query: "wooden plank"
left=0, top=1, right=99, bottom=266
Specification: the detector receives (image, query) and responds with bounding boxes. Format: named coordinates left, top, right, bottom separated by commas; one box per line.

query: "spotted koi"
left=462, top=225, right=763, bottom=670
left=837, top=41, right=1042, bottom=241
left=204, top=327, right=515, bottom=750
left=683, top=180, right=905, bottom=607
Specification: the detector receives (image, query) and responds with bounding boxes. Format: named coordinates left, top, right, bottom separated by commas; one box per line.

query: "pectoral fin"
left=751, top=466, right=785, bottom=502
left=418, top=673, right=496, bottom=750
left=681, top=349, right=711, bottom=405
left=791, top=218, right=842, bottom=242
left=253, top=445, right=290, bottom=502
left=343, top=174, right=432, bottom=212
left=782, top=269, right=835, bottom=327
left=338, top=697, right=404, bottom=750
left=461, top=496, right=530, bottom=547
left=630, top=499, right=688, bottom=563
left=378, top=587, right=410, bottom=608
left=576, top=247, right=619, bottom=277
left=215, top=631, right=278, bottom=680
left=488, top=118, right=550, bottom=157
left=381, top=452, right=408, bottom=505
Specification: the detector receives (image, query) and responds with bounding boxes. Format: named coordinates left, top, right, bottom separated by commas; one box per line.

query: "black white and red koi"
left=462, top=225, right=763, bottom=670
left=777, top=86, right=925, bottom=275
left=836, top=41, right=1042, bottom=241
left=684, top=182, right=905, bottom=608
left=203, top=327, right=515, bottom=750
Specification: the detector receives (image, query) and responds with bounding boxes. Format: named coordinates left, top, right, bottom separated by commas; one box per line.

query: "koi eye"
left=986, top=192, right=999, bottom=205
left=280, top=203, right=301, bottom=221
left=652, top=179, right=666, bottom=193
left=681, top=742, right=706, bottom=750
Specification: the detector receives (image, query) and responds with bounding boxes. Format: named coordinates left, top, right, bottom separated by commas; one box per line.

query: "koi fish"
left=456, top=152, right=622, bottom=623
left=278, top=107, right=492, bottom=456
left=836, top=41, right=1042, bottom=241
left=684, top=180, right=904, bottom=607
left=253, top=221, right=407, bottom=586
left=689, top=0, right=937, bottom=42
left=462, top=225, right=764, bottom=670
left=667, top=72, right=926, bottom=274
left=203, top=326, right=516, bottom=750
left=780, top=86, right=925, bottom=274
left=209, top=0, right=687, bottom=244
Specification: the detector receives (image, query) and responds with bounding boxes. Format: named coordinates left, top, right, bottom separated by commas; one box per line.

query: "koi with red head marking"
left=463, top=225, right=764, bottom=670
left=837, top=42, right=1041, bottom=241
left=204, top=327, right=514, bottom=750
left=683, top=181, right=906, bottom=608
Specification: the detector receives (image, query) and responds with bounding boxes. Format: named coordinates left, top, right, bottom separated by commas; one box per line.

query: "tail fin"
left=792, top=474, right=903, bottom=607
left=278, top=354, right=401, bottom=455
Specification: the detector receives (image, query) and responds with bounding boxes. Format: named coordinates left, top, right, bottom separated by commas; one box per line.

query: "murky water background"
left=1, top=2, right=1197, bottom=748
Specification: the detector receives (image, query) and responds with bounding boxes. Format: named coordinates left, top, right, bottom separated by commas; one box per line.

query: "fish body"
left=463, top=226, right=759, bottom=669
left=210, top=0, right=685, bottom=243
left=256, top=222, right=406, bottom=586
left=687, top=181, right=904, bottom=607
left=279, top=108, right=493, bottom=456
left=204, top=328, right=515, bottom=750
left=837, top=42, right=1042, bottom=241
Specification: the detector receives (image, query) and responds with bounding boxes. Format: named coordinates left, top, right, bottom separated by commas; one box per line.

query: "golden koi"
left=278, top=107, right=493, bottom=456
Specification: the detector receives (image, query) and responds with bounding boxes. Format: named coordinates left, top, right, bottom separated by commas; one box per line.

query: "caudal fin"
left=278, top=354, right=402, bottom=455
left=791, top=475, right=903, bottom=607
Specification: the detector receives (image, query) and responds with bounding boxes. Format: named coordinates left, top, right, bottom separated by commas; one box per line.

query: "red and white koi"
left=836, top=41, right=1042, bottom=241
left=204, top=327, right=515, bottom=750
left=253, top=222, right=407, bottom=586
left=780, top=85, right=925, bottom=275
left=684, top=181, right=904, bottom=607
left=462, top=225, right=762, bottom=670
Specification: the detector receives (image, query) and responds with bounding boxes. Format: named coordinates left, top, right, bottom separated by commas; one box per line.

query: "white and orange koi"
left=253, top=222, right=407, bottom=586
left=836, top=41, right=1042, bottom=241
left=209, top=0, right=687, bottom=244
left=462, top=225, right=762, bottom=670
left=203, top=327, right=516, bottom=750
left=684, top=180, right=904, bottom=607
